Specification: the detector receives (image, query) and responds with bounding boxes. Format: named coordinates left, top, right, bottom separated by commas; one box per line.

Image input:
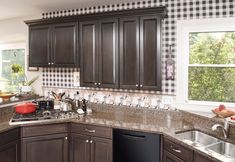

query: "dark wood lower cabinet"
left=194, top=152, right=218, bottom=162
left=70, top=133, right=112, bottom=162
left=70, top=134, right=90, bottom=162
left=0, top=140, right=20, bottom=162
left=90, top=137, right=112, bottom=162
left=163, top=150, right=185, bottom=162
left=0, top=128, right=20, bottom=162
left=21, top=133, right=68, bottom=162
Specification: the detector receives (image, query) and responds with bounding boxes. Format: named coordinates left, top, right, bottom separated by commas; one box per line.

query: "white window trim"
left=176, top=18, right=235, bottom=112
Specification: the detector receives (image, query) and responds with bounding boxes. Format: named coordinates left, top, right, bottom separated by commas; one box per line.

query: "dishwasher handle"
left=122, top=133, right=146, bottom=140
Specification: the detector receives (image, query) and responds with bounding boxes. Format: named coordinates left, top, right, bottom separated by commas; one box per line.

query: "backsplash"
left=41, top=0, right=234, bottom=100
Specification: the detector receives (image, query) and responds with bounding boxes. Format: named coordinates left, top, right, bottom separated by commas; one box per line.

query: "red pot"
left=15, top=102, right=37, bottom=114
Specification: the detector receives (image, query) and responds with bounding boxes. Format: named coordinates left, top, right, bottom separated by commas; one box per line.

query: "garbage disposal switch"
left=113, top=129, right=161, bottom=162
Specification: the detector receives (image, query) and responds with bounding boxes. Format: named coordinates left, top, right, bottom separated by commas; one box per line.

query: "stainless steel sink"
left=176, top=130, right=219, bottom=146
left=207, top=141, right=235, bottom=158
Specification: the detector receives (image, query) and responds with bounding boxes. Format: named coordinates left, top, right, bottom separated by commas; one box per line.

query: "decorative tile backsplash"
left=41, top=0, right=235, bottom=97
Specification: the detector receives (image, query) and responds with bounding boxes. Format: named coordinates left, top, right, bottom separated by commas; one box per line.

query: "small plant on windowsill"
left=19, top=76, right=39, bottom=94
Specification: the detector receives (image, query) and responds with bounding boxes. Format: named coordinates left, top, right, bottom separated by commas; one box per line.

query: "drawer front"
left=71, top=123, right=112, bottom=139
left=164, top=138, right=193, bottom=162
left=22, top=123, right=68, bottom=137
left=0, top=128, right=20, bottom=146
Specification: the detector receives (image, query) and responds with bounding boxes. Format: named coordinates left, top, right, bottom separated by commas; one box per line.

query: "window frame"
left=176, top=18, right=235, bottom=110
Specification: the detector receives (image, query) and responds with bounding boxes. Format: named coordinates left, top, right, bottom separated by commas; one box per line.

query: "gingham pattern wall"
left=42, top=0, right=235, bottom=95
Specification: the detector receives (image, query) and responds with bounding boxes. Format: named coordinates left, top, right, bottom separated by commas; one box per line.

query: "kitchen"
left=0, top=0, right=235, bottom=162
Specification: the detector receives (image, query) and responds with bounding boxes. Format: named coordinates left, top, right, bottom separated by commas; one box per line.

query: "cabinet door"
left=163, top=150, right=185, bottom=162
left=98, top=18, right=119, bottom=88
left=0, top=140, right=19, bottom=162
left=29, top=25, right=50, bottom=67
left=21, top=134, right=68, bottom=162
left=194, top=152, right=217, bottom=162
left=140, top=15, right=162, bottom=91
left=90, top=137, right=112, bottom=162
left=70, top=134, right=90, bottom=162
left=80, top=21, right=98, bottom=87
left=120, top=17, right=140, bottom=89
left=52, top=22, right=78, bottom=67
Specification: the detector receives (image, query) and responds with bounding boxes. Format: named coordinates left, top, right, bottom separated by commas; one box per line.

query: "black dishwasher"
left=113, top=129, right=161, bottom=162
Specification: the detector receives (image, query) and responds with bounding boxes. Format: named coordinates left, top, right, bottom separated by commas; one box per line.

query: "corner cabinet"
left=120, top=15, right=162, bottom=91
left=27, top=21, right=78, bottom=67
left=21, top=124, right=69, bottom=162
left=80, top=18, right=119, bottom=88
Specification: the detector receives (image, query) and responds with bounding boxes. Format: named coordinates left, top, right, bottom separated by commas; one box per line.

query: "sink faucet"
left=212, top=121, right=229, bottom=139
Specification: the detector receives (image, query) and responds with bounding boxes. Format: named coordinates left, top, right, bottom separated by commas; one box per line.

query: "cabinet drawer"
left=22, top=123, right=68, bottom=137
left=0, top=128, right=20, bottom=146
left=164, top=138, right=193, bottom=162
left=71, top=123, right=112, bottom=139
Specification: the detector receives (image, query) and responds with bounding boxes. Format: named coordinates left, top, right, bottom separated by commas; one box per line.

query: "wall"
left=41, top=0, right=235, bottom=109
left=0, top=15, right=43, bottom=95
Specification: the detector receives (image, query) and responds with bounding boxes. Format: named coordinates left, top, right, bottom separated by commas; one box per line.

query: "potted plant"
left=20, top=76, right=39, bottom=93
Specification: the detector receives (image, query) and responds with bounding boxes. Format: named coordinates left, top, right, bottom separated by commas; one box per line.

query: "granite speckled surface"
left=0, top=103, right=235, bottom=162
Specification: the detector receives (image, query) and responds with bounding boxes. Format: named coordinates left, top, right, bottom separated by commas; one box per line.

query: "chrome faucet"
left=212, top=121, right=229, bottom=139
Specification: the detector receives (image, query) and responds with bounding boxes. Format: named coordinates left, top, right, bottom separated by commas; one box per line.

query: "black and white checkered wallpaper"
left=42, top=0, right=235, bottom=95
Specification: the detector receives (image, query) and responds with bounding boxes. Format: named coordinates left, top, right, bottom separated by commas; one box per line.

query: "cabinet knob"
left=90, top=140, right=93, bottom=144
left=140, top=84, right=143, bottom=88
left=85, top=140, right=89, bottom=143
left=94, top=83, right=97, bottom=85
left=65, top=137, right=68, bottom=140
left=51, top=62, right=54, bottom=65
left=136, top=84, right=138, bottom=87
left=98, top=83, right=101, bottom=86
left=48, top=62, right=51, bottom=65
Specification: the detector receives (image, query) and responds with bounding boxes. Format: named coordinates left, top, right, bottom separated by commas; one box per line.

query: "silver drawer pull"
left=85, top=129, right=96, bottom=133
left=172, top=148, right=182, bottom=153
left=90, top=140, right=93, bottom=144
left=85, top=140, right=89, bottom=143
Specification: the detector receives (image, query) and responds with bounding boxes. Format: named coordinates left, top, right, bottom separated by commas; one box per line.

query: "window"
left=177, top=18, right=235, bottom=108
left=0, top=43, right=26, bottom=92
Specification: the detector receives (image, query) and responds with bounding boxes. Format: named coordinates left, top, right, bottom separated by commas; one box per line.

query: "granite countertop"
left=0, top=103, right=234, bottom=162
left=0, top=94, right=41, bottom=108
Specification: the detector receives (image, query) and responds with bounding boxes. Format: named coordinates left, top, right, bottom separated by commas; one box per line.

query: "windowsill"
left=176, top=102, right=235, bottom=113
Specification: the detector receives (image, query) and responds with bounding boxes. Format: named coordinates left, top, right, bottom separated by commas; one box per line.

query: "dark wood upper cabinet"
left=98, top=19, right=118, bottom=88
left=119, top=17, right=140, bottom=89
left=140, top=15, right=162, bottom=91
left=29, top=25, right=50, bottom=67
left=80, top=18, right=119, bottom=88
left=52, top=22, right=78, bottom=67
left=27, top=21, right=78, bottom=67
left=120, top=15, right=162, bottom=91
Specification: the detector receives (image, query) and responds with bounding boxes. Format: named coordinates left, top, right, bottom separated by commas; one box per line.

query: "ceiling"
left=0, top=0, right=138, bottom=21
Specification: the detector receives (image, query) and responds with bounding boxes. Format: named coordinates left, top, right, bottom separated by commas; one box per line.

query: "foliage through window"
left=0, top=47, right=25, bottom=92
left=188, top=32, right=235, bottom=103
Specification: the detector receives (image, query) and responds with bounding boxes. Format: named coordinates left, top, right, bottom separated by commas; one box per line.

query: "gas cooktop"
left=9, top=110, right=79, bottom=125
